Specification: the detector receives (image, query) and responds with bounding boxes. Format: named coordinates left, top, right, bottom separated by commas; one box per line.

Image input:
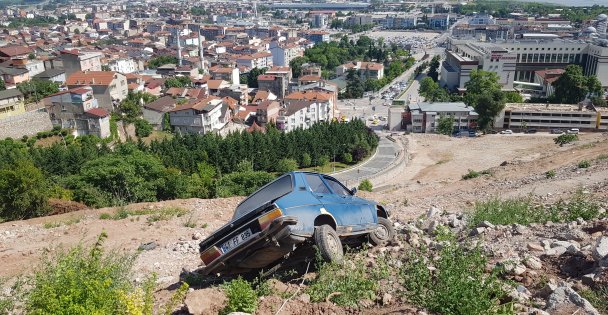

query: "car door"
left=303, top=173, right=354, bottom=228
left=322, top=176, right=374, bottom=228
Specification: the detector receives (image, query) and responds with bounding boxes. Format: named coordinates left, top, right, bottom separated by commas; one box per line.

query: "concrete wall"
left=0, top=110, right=53, bottom=139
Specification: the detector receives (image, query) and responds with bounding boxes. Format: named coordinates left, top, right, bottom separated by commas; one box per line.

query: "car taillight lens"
left=200, top=246, right=222, bottom=265
left=258, top=208, right=282, bottom=230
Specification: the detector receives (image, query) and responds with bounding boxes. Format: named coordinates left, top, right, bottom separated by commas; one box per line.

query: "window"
left=323, top=177, right=351, bottom=196
left=306, top=174, right=331, bottom=194
left=233, top=174, right=293, bottom=220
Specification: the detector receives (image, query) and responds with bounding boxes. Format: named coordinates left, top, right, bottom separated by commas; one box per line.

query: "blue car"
left=198, top=171, right=394, bottom=275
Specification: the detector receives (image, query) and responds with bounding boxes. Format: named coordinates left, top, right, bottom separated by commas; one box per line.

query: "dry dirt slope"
left=0, top=132, right=607, bottom=314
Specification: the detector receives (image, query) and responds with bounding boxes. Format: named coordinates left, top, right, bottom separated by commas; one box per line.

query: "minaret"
left=198, top=32, right=205, bottom=72
left=177, top=29, right=182, bottom=66
left=254, top=1, right=257, bottom=18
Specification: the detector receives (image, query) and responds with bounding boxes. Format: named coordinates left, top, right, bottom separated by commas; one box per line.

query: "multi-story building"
left=443, top=37, right=608, bottom=91
left=277, top=99, right=332, bottom=132
left=256, top=100, right=280, bottom=125
left=428, top=14, right=450, bottom=30
left=60, top=50, right=103, bottom=77
left=302, top=30, right=330, bottom=44
left=66, top=71, right=128, bottom=111
left=108, top=58, right=139, bottom=74
left=257, top=75, right=286, bottom=100
left=0, top=45, right=32, bottom=62
left=0, top=66, right=29, bottom=87
left=495, top=103, right=608, bottom=131
left=269, top=41, right=304, bottom=67
left=43, top=86, right=111, bottom=138
left=346, top=14, right=373, bottom=26
left=0, top=89, right=25, bottom=120
left=236, top=52, right=273, bottom=69
left=168, top=97, right=226, bottom=134
left=311, top=14, right=328, bottom=28
left=402, top=102, right=478, bottom=133
left=382, top=15, right=417, bottom=29
left=209, top=66, right=240, bottom=85
left=336, top=61, right=384, bottom=80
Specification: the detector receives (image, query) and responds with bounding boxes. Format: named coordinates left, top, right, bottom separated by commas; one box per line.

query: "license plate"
left=220, top=228, right=252, bottom=254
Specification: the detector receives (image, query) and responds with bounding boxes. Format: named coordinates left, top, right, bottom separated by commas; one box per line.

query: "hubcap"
left=375, top=225, right=389, bottom=240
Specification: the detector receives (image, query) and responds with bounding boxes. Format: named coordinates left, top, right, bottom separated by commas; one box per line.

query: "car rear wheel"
left=369, top=217, right=395, bottom=246
left=314, top=225, right=343, bottom=263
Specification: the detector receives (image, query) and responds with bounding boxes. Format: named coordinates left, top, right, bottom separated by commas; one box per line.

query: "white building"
left=495, top=103, right=608, bottom=131
left=169, top=97, right=226, bottom=134
left=108, top=58, right=139, bottom=74
left=277, top=100, right=333, bottom=132
left=269, top=41, right=304, bottom=67
left=403, top=102, right=478, bottom=133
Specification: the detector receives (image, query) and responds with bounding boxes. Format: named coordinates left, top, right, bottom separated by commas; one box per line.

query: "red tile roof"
left=85, top=108, right=110, bottom=118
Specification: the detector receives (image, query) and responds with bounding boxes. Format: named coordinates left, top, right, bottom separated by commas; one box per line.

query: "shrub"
left=275, top=158, right=298, bottom=173
left=307, top=252, right=379, bottom=308
left=342, top=152, right=353, bottom=164
left=0, top=161, right=50, bottom=221
left=221, top=277, right=258, bottom=314
left=358, top=179, right=373, bottom=192
left=545, top=170, right=556, bottom=178
left=301, top=153, right=312, bottom=168
left=25, top=232, right=154, bottom=315
left=134, top=119, right=153, bottom=138
left=400, top=240, right=509, bottom=315
left=462, top=169, right=481, bottom=180
left=578, top=160, right=590, bottom=168
left=554, top=134, right=578, bottom=146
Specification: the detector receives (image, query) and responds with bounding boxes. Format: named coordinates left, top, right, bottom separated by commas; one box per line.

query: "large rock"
left=592, top=237, right=608, bottom=261
left=544, top=283, right=600, bottom=315
left=185, top=288, right=227, bottom=315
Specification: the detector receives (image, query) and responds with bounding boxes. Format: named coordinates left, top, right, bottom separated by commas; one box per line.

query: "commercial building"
left=402, top=102, right=478, bottom=133
left=495, top=103, right=608, bottom=131
left=347, top=15, right=373, bottom=26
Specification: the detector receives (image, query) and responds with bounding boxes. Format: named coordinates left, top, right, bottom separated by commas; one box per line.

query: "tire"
left=314, top=225, right=344, bottom=263
left=369, top=217, right=395, bottom=246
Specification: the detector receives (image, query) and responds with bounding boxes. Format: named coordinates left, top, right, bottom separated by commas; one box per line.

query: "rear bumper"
left=199, top=215, right=298, bottom=275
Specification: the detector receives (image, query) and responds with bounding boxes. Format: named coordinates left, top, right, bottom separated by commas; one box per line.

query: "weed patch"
left=578, top=160, right=591, bottom=168
left=147, top=207, right=188, bottom=223
left=42, top=216, right=82, bottom=229
left=545, top=170, right=556, bottom=178
left=580, top=285, right=608, bottom=314
left=98, top=206, right=188, bottom=222
left=221, top=277, right=258, bottom=314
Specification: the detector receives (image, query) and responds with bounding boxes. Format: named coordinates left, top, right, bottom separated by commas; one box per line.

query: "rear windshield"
left=232, top=174, right=293, bottom=220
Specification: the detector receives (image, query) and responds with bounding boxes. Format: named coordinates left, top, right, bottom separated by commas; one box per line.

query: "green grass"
left=99, top=206, right=188, bottom=222
left=300, top=161, right=351, bottom=174
left=545, top=170, right=556, bottom=178
left=462, top=169, right=481, bottom=180
left=468, top=192, right=604, bottom=227
left=597, top=154, right=608, bottom=161
left=580, top=285, right=608, bottom=314
left=42, top=216, right=82, bottom=229
left=399, top=238, right=512, bottom=315
left=221, top=277, right=258, bottom=314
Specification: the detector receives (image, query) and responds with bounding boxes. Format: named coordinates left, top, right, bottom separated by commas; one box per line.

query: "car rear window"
left=232, top=174, right=293, bottom=220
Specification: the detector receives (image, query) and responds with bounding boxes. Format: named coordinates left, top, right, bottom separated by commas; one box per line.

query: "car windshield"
left=232, top=174, right=293, bottom=220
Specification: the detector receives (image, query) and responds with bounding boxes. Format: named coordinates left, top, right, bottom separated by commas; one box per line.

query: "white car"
left=500, top=130, right=513, bottom=134
left=566, top=128, right=580, bottom=134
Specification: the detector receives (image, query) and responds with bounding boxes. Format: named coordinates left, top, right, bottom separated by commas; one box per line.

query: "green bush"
left=134, top=119, right=153, bottom=138
left=307, top=252, right=379, bottom=308
left=462, top=169, right=481, bottom=180
left=554, top=134, right=578, bottom=146
left=545, top=170, right=556, bottom=178
left=221, top=277, right=258, bottom=314
left=400, top=240, right=510, bottom=315
left=25, top=232, right=154, bottom=315
left=358, top=179, right=373, bottom=192
left=578, top=160, right=590, bottom=168
left=275, top=158, right=298, bottom=173
left=342, top=152, right=353, bottom=164
left=0, top=161, right=50, bottom=221
left=216, top=171, right=275, bottom=197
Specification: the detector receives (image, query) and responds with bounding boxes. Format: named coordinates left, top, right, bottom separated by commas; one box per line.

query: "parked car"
left=198, top=172, right=394, bottom=276
left=567, top=128, right=580, bottom=134
left=524, top=129, right=537, bottom=134
left=550, top=129, right=563, bottom=134
left=500, top=130, right=513, bottom=134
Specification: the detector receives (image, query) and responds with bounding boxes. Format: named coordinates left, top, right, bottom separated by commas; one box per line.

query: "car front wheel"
left=369, top=217, right=395, bottom=246
left=314, top=225, right=344, bottom=263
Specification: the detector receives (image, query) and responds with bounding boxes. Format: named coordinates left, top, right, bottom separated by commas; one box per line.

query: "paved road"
left=332, top=136, right=400, bottom=187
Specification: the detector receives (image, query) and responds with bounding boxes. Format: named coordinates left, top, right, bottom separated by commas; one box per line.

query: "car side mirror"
left=350, top=187, right=357, bottom=195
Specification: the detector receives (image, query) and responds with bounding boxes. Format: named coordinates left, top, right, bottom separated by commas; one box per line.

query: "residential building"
left=0, top=66, right=29, bottom=87
left=43, top=86, right=111, bottom=138
left=269, top=41, right=304, bottom=67
left=209, top=66, right=240, bottom=85
left=108, top=58, right=139, bottom=74
left=257, top=74, right=287, bottom=100
left=143, top=96, right=178, bottom=130
left=336, top=61, right=384, bottom=80
left=0, top=45, right=32, bottom=62
left=301, top=64, right=322, bottom=77
left=168, top=97, right=226, bottom=134
left=60, top=50, right=103, bottom=77
left=311, top=14, right=328, bottom=28
left=236, top=52, right=273, bottom=69
left=346, top=14, right=373, bottom=26
left=382, top=15, right=417, bottom=29
left=33, top=69, right=66, bottom=83
left=256, top=100, right=280, bottom=125
left=277, top=100, right=331, bottom=132
left=402, top=102, right=478, bottom=133
left=302, top=30, right=330, bottom=44
left=0, top=89, right=25, bottom=119
left=66, top=71, right=128, bottom=111
left=494, top=103, right=608, bottom=131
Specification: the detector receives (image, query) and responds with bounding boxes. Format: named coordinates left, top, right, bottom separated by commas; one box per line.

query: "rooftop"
left=505, top=103, right=593, bottom=112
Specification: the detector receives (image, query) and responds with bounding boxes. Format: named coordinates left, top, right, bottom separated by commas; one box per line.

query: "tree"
left=290, top=57, right=308, bottom=78
left=17, top=79, right=60, bottom=103
left=552, top=65, right=589, bottom=104
left=437, top=115, right=454, bottom=135
left=427, top=55, right=440, bottom=82
left=242, top=67, right=266, bottom=88
left=419, top=77, right=449, bottom=102
left=301, top=153, right=312, bottom=167
left=587, top=75, right=603, bottom=98
left=134, top=119, right=153, bottom=138
left=344, top=69, right=364, bottom=99
left=0, top=161, right=49, bottom=221
left=164, top=76, right=191, bottom=88
left=28, top=53, right=35, bottom=60
left=275, top=158, right=298, bottom=173
left=591, top=96, right=607, bottom=107
left=0, top=78, right=5, bottom=91
left=101, top=65, right=111, bottom=71
left=504, top=91, right=524, bottom=103
left=464, top=70, right=505, bottom=130
left=148, top=55, right=179, bottom=69
left=341, top=152, right=353, bottom=164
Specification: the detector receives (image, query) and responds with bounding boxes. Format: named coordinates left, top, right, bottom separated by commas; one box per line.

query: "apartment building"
left=382, top=15, right=417, bottom=29
left=402, top=102, right=478, bottom=133
left=209, top=66, right=240, bottom=85
left=494, top=103, right=608, bottom=131
left=256, top=100, right=280, bottom=125
left=168, top=97, right=226, bottom=134
left=347, top=14, right=373, bottom=26
left=0, top=89, right=25, bottom=120
left=269, top=41, right=304, bottom=67
left=236, top=52, right=273, bottom=69
left=277, top=100, right=332, bottom=132
left=302, top=30, right=330, bottom=44
left=66, top=71, right=128, bottom=111
left=60, top=50, right=103, bottom=77
left=108, top=58, right=139, bottom=74
left=336, top=61, right=384, bottom=80
left=43, top=86, right=111, bottom=138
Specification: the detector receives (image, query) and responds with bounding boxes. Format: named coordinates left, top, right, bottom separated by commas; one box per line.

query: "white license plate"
left=220, top=228, right=252, bottom=254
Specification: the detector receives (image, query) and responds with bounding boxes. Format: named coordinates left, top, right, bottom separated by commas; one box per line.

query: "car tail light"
left=258, top=207, right=282, bottom=230
left=200, top=246, right=221, bottom=265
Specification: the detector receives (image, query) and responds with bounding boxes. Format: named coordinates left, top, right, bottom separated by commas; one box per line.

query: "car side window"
left=305, top=174, right=331, bottom=194
left=323, top=177, right=351, bottom=196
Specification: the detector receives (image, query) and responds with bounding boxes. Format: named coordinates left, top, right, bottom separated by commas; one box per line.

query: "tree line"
left=0, top=120, right=378, bottom=221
